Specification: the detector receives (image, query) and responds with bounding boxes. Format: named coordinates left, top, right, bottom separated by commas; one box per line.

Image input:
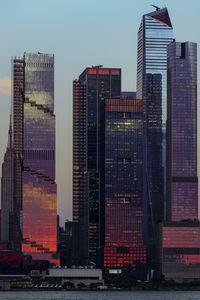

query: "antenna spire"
left=7, top=114, right=12, bottom=150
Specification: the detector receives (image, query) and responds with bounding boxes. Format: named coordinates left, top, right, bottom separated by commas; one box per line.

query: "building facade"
left=73, top=67, right=121, bottom=266
left=104, top=98, right=147, bottom=279
left=12, top=53, right=57, bottom=263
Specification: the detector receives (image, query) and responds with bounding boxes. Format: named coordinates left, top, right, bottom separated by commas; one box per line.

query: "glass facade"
left=137, top=8, right=173, bottom=224
left=73, top=67, right=121, bottom=266
left=137, top=7, right=173, bottom=124
left=13, top=53, right=57, bottom=263
left=160, top=42, right=199, bottom=281
left=166, top=42, right=198, bottom=221
left=104, top=99, right=147, bottom=277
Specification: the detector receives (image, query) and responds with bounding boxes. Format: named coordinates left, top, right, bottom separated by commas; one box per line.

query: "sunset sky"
left=0, top=0, right=200, bottom=225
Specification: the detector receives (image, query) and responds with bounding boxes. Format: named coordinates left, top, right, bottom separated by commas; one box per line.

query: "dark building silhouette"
left=58, top=220, right=73, bottom=267
left=103, top=98, right=147, bottom=279
left=73, top=67, right=121, bottom=266
left=1, top=116, right=14, bottom=246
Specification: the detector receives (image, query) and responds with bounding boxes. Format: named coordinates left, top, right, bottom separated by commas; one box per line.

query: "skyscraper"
left=1, top=116, right=14, bottom=245
left=136, top=7, right=173, bottom=268
left=137, top=8, right=173, bottom=219
left=104, top=98, right=147, bottom=279
left=73, top=67, right=121, bottom=266
left=166, top=41, right=198, bottom=222
left=159, top=41, right=200, bottom=281
left=12, top=53, right=57, bottom=263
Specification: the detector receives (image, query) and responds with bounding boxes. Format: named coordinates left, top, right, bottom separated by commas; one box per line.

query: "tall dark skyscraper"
left=104, top=98, right=147, bottom=278
left=159, top=41, right=200, bottom=281
left=1, top=116, right=14, bottom=245
left=166, top=41, right=198, bottom=222
left=73, top=67, right=121, bottom=266
left=12, top=53, right=58, bottom=264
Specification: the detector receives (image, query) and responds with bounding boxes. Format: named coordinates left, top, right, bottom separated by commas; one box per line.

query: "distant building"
left=12, top=53, right=58, bottom=264
left=1, top=117, right=14, bottom=245
left=48, top=268, right=103, bottom=287
left=58, top=220, right=73, bottom=267
left=73, top=67, right=121, bottom=266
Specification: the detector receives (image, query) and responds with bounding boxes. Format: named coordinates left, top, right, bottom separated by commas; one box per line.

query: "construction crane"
left=92, top=65, right=103, bottom=68
left=151, top=4, right=160, bottom=11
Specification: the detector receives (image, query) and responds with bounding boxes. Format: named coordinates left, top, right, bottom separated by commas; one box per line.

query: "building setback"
left=12, top=53, right=58, bottom=264
left=73, top=67, right=121, bottom=266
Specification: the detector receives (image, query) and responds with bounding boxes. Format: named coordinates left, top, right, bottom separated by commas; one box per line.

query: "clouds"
left=0, top=77, right=11, bottom=96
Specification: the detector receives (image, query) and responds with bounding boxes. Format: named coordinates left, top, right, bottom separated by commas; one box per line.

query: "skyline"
left=0, top=0, right=200, bottom=224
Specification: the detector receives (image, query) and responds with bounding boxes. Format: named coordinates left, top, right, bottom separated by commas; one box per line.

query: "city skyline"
left=0, top=0, right=200, bottom=224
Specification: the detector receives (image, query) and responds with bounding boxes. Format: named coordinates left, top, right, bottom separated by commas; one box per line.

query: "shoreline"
left=2, top=287, right=200, bottom=292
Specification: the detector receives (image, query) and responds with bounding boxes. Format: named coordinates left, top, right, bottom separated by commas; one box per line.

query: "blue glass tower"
left=136, top=7, right=173, bottom=268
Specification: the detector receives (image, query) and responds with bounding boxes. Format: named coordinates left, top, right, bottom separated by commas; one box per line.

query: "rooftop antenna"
left=151, top=4, right=160, bottom=11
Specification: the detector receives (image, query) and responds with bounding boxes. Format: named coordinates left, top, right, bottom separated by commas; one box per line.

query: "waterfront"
left=0, top=291, right=200, bottom=300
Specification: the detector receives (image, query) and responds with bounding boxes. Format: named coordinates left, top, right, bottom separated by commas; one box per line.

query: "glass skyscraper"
left=12, top=53, right=58, bottom=264
left=104, top=98, right=147, bottom=279
left=166, top=41, right=198, bottom=221
left=137, top=8, right=173, bottom=198
left=73, top=67, right=121, bottom=266
left=159, top=41, right=200, bottom=281
left=137, top=7, right=173, bottom=121
left=136, top=7, right=173, bottom=268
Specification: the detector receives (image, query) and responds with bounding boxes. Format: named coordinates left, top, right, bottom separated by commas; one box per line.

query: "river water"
left=0, top=291, right=200, bottom=300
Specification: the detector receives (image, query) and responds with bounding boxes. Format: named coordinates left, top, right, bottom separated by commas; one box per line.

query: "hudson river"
left=0, top=291, right=200, bottom=299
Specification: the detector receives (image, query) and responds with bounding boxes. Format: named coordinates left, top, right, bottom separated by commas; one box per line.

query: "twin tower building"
left=1, top=7, right=199, bottom=280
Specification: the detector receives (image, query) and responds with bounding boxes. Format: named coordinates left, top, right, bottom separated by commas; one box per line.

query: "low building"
left=48, top=268, right=103, bottom=287
left=158, top=221, right=200, bottom=282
